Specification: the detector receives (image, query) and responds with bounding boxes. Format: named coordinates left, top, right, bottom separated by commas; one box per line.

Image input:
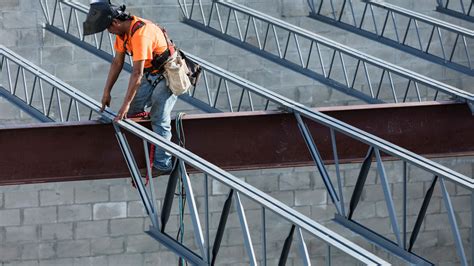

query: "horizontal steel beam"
left=1, top=101, right=472, bottom=185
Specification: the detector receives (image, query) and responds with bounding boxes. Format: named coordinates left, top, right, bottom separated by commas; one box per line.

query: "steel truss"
left=35, top=0, right=474, bottom=264
left=0, top=48, right=98, bottom=123
left=178, top=0, right=474, bottom=110
left=437, top=0, right=474, bottom=23
left=0, top=45, right=388, bottom=265
left=308, top=0, right=474, bottom=75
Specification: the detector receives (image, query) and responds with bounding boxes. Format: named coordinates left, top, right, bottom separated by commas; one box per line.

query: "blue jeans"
left=128, top=74, right=177, bottom=170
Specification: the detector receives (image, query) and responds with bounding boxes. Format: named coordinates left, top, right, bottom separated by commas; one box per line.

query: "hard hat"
left=83, top=0, right=121, bottom=35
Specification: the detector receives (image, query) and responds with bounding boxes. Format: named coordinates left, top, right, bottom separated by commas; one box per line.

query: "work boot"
left=152, top=166, right=173, bottom=177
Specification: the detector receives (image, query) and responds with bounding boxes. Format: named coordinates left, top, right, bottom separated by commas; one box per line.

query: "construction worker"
left=83, top=0, right=176, bottom=175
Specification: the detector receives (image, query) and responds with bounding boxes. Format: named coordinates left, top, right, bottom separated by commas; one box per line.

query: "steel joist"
left=436, top=0, right=474, bottom=23
left=179, top=0, right=474, bottom=108
left=0, top=47, right=100, bottom=123
left=308, top=0, right=474, bottom=75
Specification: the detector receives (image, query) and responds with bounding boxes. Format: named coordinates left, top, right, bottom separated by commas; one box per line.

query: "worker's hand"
left=100, top=93, right=111, bottom=112
left=115, top=103, right=130, bottom=122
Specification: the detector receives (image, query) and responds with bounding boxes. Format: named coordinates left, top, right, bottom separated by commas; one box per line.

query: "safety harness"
left=123, top=19, right=176, bottom=75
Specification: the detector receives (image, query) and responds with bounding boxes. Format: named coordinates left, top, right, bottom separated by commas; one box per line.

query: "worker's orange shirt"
left=114, top=16, right=168, bottom=69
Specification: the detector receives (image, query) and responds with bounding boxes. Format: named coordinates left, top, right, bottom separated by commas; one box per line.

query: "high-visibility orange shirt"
left=114, top=16, right=168, bottom=69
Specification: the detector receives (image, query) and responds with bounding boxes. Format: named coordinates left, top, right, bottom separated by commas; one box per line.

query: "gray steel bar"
left=403, top=161, right=407, bottom=250
left=330, top=128, right=345, bottom=216
left=471, top=193, right=474, bottom=266
left=375, top=149, right=402, bottom=247
left=327, top=244, right=331, bottom=266
left=143, top=140, right=160, bottom=230
left=179, top=160, right=207, bottom=260
left=261, top=207, right=267, bottom=266
left=234, top=191, right=257, bottom=265
left=440, top=177, right=468, bottom=266
left=296, top=227, right=311, bottom=266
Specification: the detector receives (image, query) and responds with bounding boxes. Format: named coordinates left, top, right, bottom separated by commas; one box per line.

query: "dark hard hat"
left=83, top=1, right=120, bottom=35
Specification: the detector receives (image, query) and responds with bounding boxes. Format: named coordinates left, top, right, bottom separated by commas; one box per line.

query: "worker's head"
left=83, top=0, right=131, bottom=36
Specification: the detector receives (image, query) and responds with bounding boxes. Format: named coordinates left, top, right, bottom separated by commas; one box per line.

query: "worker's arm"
left=101, top=51, right=125, bottom=112
left=114, top=59, right=145, bottom=121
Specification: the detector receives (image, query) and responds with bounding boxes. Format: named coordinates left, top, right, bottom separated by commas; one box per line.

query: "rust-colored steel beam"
left=0, top=101, right=472, bottom=185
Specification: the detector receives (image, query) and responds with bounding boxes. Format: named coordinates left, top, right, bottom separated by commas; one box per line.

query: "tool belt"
left=144, top=48, right=172, bottom=74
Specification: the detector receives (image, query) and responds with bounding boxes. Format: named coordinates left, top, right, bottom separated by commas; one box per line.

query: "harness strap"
left=123, top=20, right=146, bottom=55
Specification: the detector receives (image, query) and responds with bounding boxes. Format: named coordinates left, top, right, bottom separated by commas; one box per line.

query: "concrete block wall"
left=0, top=157, right=472, bottom=265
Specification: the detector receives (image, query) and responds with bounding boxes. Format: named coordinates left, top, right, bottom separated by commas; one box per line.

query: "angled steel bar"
left=178, top=160, right=207, bottom=261
left=182, top=0, right=474, bottom=107
left=204, top=174, right=211, bottom=263
left=143, top=140, right=160, bottom=229
left=437, top=0, right=474, bottom=23
left=375, top=148, right=402, bottom=247
left=348, top=147, right=374, bottom=219
left=261, top=207, right=267, bottom=266
left=408, top=175, right=438, bottom=252
left=309, top=0, right=474, bottom=75
left=160, top=167, right=180, bottom=232
left=234, top=191, right=257, bottom=265
left=295, top=112, right=342, bottom=215
left=330, top=128, right=345, bottom=216
left=279, top=225, right=296, bottom=266
left=402, top=162, right=407, bottom=250
left=296, top=227, right=311, bottom=266
left=440, top=177, right=468, bottom=266
left=212, top=189, right=234, bottom=265
left=327, top=245, right=332, bottom=266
